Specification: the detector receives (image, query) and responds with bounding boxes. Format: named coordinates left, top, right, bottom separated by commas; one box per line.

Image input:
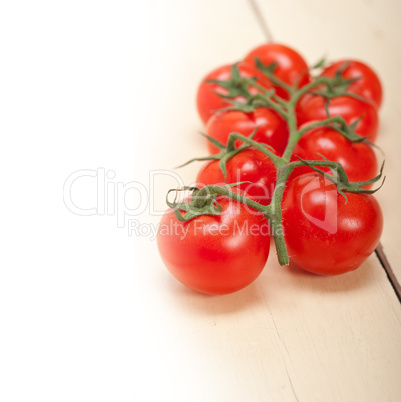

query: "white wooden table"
left=1, top=1, right=400, bottom=401
left=136, top=1, right=401, bottom=400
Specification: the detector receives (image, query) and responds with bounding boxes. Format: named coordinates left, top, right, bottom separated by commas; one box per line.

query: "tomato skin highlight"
left=196, top=62, right=272, bottom=125
left=282, top=174, right=383, bottom=275
left=321, top=60, right=383, bottom=109
left=196, top=148, right=277, bottom=206
left=296, top=93, right=379, bottom=142
left=244, top=43, right=310, bottom=99
left=291, top=124, right=378, bottom=186
left=157, top=194, right=270, bottom=295
left=206, top=107, right=289, bottom=155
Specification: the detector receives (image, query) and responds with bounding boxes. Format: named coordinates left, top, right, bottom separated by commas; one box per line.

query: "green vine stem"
left=168, top=62, right=384, bottom=266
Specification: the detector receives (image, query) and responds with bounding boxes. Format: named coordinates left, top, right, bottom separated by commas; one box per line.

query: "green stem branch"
left=226, top=133, right=285, bottom=168
left=170, top=68, right=384, bottom=267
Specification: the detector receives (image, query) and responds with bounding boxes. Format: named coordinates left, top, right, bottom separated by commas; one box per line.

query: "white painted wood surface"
left=1, top=1, right=400, bottom=401
left=134, top=1, right=401, bottom=401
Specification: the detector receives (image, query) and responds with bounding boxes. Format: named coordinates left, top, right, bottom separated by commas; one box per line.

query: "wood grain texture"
left=147, top=252, right=401, bottom=402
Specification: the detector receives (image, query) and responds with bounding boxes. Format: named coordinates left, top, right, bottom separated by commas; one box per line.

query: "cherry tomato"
left=196, top=148, right=277, bottom=206
left=296, top=94, right=379, bottom=141
left=157, top=191, right=270, bottom=294
left=282, top=173, right=383, bottom=275
left=244, top=42, right=310, bottom=99
left=206, top=107, right=289, bottom=155
left=196, top=61, right=273, bottom=124
left=291, top=124, right=378, bottom=186
left=321, top=60, right=383, bottom=109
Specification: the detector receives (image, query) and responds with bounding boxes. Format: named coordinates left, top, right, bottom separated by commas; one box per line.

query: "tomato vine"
left=168, top=60, right=384, bottom=266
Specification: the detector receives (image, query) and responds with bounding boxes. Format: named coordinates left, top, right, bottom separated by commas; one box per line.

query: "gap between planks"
left=376, top=243, right=401, bottom=303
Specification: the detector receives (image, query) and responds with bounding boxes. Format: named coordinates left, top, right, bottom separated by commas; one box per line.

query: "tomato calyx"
left=306, top=61, right=370, bottom=103
left=177, top=133, right=252, bottom=179
left=295, top=157, right=386, bottom=200
left=206, top=63, right=274, bottom=106
left=166, top=183, right=261, bottom=223
left=166, top=186, right=223, bottom=223
left=254, top=58, right=295, bottom=97
left=297, top=115, right=373, bottom=145
left=176, top=132, right=246, bottom=173
left=206, top=62, right=289, bottom=117
left=179, top=129, right=280, bottom=180
left=213, top=79, right=287, bottom=118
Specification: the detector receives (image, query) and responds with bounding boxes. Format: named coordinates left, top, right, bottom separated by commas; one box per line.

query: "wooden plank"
left=252, top=0, right=401, bottom=287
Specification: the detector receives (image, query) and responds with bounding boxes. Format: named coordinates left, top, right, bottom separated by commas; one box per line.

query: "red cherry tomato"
left=196, top=148, right=277, bottom=206
left=296, top=94, right=379, bottom=141
left=321, top=60, right=383, bottom=109
left=282, top=173, right=383, bottom=275
left=291, top=124, right=378, bottom=186
left=196, top=61, right=273, bottom=124
left=206, top=107, right=289, bottom=155
left=157, top=192, right=270, bottom=295
left=244, top=43, right=310, bottom=99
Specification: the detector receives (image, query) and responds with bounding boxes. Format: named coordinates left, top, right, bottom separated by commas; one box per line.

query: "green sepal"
left=324, top=98, right=331, bottom=118
left=207, top=78, right=251, bottom=99
left=310, top=56, right=328, bottom=70
left=206, top=63, right=253, bottom=100
left=198, top=132, right=225, bottom=150
left=295, top=157, right=386, bottom=202
left=307, top=61, right=365, bottom=101
left=343, top=161, right=386, bottom=192
left=216, top=99, right=257, bottom=114
left=178, top=128, right=265, bottom=181
left=255, top=58, right=278, bottom=75
left=301, top=116, right=370, bottom=145
left=332, top=118, right=369, bottom=144
left=166, top=182, right=252, bottom=223
left=254, top=58, right=293, bottom=95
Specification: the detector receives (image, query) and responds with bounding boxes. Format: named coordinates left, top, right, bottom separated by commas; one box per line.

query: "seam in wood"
left=375, top=242, right=401, bottom=304
left=246, top=0, right=274, bottom=42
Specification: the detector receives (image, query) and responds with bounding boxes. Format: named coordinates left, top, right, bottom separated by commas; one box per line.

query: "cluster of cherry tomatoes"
left=157, top=43, right=384, bottom=295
